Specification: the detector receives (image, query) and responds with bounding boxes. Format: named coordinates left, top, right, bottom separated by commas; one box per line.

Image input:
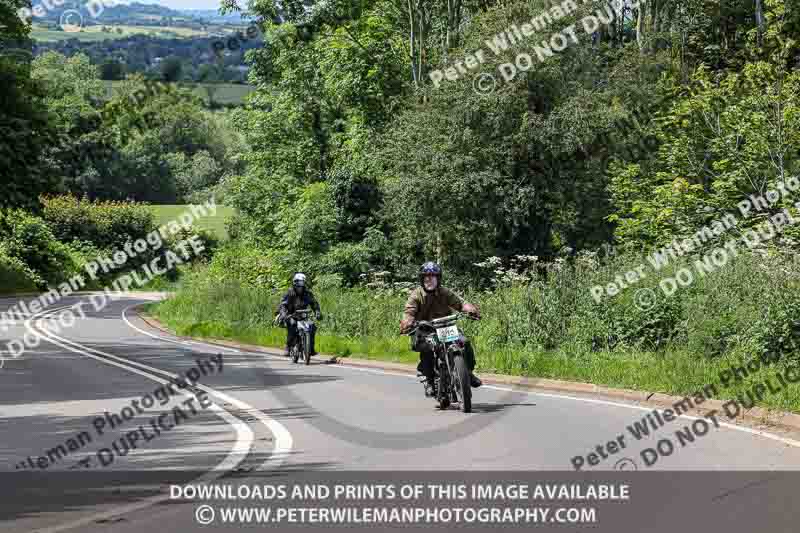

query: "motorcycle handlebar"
left=276, top=309, right=318, bottom=324
left=406, top=311, right=478, bottom=335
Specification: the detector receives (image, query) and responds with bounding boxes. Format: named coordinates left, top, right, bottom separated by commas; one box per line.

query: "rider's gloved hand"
left=400, top=317, right=415, bottom=334
left=463, top=303, right=481, bottom=320
left=316, top=311, right=322, bottom=320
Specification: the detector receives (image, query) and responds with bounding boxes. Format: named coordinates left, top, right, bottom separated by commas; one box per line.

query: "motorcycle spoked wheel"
left=291, top=339, right=300, bottom=364
left=303, top=331, right=311, bottom=365
left=436, top=362, right=451, bottom=410
left=453, top=354, right=472, bottom=413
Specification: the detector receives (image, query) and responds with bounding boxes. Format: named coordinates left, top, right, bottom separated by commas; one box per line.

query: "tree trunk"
left=408, top=0, right=418, bottom=85
left=636, top=1, right=646, bottom=52
left=418, top=0, right=431, bottom=84
left=652, top=0, right=659, bottom=35
left=755, top=0, right=764, bottom=47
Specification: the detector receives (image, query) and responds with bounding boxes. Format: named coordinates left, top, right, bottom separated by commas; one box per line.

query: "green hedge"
left=41, top=195, right=155, bottom=251
left=0, top=208, right=78, bottom=284
left=0, top=246, right=44, bottom=294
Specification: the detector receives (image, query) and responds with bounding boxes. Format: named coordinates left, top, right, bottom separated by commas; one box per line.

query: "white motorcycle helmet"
left=292, top=272, right=307, bottom=290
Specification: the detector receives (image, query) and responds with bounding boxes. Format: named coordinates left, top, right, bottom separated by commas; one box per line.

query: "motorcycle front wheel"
left=437, top=365, right=451, bottom=409
left=291, top=339, right=300, bottom=364
left=454, top=355, right=472, bottom=413
left=303, top=331, right=311, bottom=365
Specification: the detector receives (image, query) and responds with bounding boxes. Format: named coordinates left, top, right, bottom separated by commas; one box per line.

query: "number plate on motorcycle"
left=436, top=326, right=459, bottom=342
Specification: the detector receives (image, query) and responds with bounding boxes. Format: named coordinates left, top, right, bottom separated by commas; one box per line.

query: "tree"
left=0, top=0, right=60, bottom=211
left=100, top=59, right=126, bottom=80
left=160, top=55, right=183, bottom=82
left=608, top=63, right=800, bottom=248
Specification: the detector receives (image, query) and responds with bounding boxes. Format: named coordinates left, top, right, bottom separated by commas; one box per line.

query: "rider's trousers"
left=416, top=338, right=476, bottom=383
left=286, top=319, right=317, bottom=353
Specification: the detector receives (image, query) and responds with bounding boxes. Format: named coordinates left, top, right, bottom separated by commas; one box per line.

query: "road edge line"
left=134, top=307, right=800, bottom=440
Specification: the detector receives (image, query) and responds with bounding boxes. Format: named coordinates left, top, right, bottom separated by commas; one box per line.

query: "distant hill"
left=178, top=9, right=249, bottom=23
left=28, top=1, right=203, bottom=26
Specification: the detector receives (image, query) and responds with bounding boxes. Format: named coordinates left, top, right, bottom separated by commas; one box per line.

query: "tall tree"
left=0, top=0, right=59, bottom=211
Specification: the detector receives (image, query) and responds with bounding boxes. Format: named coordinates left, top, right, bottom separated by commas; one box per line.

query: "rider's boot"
left=427, top=379, right=438, bottom=398
left=470, top=373, right=482, bottom=388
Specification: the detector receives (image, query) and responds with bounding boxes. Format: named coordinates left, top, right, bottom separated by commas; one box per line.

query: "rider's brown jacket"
left=402, top=286, right=466, bottom=323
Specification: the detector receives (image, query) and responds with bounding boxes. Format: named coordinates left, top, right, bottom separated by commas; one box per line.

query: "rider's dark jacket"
left=278, top=287, right=320, bottom=318
left=403, top=286, right=465, bottom=323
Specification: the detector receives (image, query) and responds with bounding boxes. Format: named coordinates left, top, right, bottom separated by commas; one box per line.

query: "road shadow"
left=467, top=402, right=536, bottom=414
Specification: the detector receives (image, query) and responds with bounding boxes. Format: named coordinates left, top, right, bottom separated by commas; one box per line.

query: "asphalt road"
left=3, top=293, right=800, bottom=532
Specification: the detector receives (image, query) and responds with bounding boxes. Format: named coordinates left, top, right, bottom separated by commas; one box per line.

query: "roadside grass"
left=147, top=269, right=800, bottom=415
left=148, top=205, right=235, bottom=240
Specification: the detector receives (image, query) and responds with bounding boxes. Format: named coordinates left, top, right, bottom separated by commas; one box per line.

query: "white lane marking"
left=120, top=304, right=293, bottom=470
left=336, top=362, right=800, bottom=449
left=124, top=304, right=800, bottom=454
left=121, top=307, right=240, bottom=353
left=0, top=305, right=75, bottom=359
left=32, top=314, right=293, bottom=469
left=20, top=305, right=241, bottom=533
left=18, top=303, right=288, bottom=533
left=30, top=314, right=254, bottom=472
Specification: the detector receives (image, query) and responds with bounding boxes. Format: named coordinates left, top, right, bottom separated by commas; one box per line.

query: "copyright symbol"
left=614, top=457, right=638, bottom=471
left=59, top=10, right=84, bottom=32
left=634, top=288, right=656, bottom=311
left=473, top=73, right=496, bottom=96
left=195, top=504, right=215, bottom=525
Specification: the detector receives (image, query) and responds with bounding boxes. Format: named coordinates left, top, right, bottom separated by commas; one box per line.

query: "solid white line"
left=20, top=303, right=288, bottom=533
left=120, top=304, right=293, bottom=470
left=33, top=315, right=294, bottom=468
left=123, top=304, right=800, bottom=454
left=121, top=307, right=240, bottom=353
left=21, top=305, right=238, bottom=533
left=33, top=316, right=255, bottom=471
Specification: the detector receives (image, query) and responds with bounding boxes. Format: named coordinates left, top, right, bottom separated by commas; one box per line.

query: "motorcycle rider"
left=278, top=273, right=322, bottom=357
left=400, top=262, right=483, bottom=395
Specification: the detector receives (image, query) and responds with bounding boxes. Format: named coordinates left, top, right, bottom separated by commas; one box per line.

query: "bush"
left=0, top=245, right=45, bottom=293
left=163, top=226, right=221, bottom=264
left=41, top=195, right=155, bottom=251
left=0, top=209, right=77, bottom=284
left=206, top=241, right=291, bottom=290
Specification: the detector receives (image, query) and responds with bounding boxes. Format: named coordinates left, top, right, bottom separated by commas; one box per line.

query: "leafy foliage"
left=40, top=195, right=155, bottom=251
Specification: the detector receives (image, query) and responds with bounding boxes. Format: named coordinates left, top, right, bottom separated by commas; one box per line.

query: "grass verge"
left=146, top=278, right=800, bottom=416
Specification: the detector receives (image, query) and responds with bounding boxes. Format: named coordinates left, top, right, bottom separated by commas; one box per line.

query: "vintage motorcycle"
left=275, top=308, right=316, bottom=365
left=407, top=312, right=477, bottom=413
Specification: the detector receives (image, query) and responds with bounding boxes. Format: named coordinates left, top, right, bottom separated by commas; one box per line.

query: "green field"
left=31, top=22, right=254, bottom=42
left=150, top=205, right=236, bottom=240
left=103, top=80, right=255, bottom=106
left=31, top=23, right=208, bottom=42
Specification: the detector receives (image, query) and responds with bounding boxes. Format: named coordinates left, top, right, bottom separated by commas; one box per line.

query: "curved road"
left=2, top=293, right=800, bottom=532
